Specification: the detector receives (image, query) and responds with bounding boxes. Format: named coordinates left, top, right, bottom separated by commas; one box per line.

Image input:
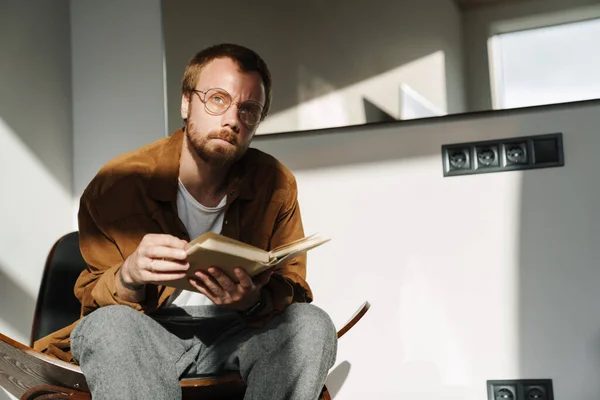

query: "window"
left=489, top=17, right=600, bottom=109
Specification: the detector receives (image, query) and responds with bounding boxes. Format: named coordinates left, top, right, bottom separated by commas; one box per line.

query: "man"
left=34, top=43, right=337, bottom=400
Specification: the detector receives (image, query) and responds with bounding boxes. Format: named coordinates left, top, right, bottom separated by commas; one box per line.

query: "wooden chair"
left=0, top=232, right=370, bottom=399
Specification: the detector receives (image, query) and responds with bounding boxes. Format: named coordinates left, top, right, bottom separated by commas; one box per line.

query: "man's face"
left=181, top=57, right=266, bottom=167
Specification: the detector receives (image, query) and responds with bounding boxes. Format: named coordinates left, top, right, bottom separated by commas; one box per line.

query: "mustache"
left=207, top=129, right=238, bottom=145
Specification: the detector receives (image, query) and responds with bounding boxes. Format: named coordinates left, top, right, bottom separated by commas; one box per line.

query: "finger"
left=145, top=272, right=188, bottom=283
left=143, top=234, right=188, bottom=249
left=208, top=267, right=237, bottom=292
left=188, top=278, right=218, bottom=300
left=234, top=267, right=254, bottom=289
left=145, top=258, right=189, bottom=273
left=142, top=245, right=188, bottom=261
left=195, top=270, right=224, bottom=297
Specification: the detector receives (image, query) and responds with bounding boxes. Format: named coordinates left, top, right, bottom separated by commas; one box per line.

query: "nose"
left=221, top=104, right=241, bottom=133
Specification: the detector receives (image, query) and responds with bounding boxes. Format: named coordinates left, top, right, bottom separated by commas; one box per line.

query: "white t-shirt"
left=165, top=179, right=226, bottom=307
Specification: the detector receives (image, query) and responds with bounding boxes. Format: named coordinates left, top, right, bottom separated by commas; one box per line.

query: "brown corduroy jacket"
left=33, top=130, right=312, bottom=363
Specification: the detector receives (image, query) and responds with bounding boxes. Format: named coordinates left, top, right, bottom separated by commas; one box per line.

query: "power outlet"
left=493, top=385, right=517, bottom=399
left=487, top=379, right=553, bottom=400
left=523, top=381, right=553, bottom=400
left=446, top=147, right=471, bottom=171
left=475, top=145, right=500, bottom=169
left=503, top=142, right=528, bottom=166
left=442, top=133, right=563, bottom=177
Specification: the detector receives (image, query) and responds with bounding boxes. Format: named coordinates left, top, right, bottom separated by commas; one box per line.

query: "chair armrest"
left=0, top=333, right=88, bottom=398
left=180, top=371, right=243, bottom=387
left=21, top=384, right=90, bottom=400
left=336, top=301, right=370, bottom=339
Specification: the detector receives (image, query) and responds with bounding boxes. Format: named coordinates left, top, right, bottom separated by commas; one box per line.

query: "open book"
left=156, top=232, right=330, bottom=291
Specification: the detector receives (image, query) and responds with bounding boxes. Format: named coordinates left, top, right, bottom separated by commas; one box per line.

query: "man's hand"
left=189, top=267, right=272, bottom=311
left=119, top=233, right=189, bottom=289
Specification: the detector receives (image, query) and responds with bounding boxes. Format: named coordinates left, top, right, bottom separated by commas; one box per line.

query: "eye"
left=205, top=89, right=231, bottom=107
left=210, top=96, right=225, bottom=104
left=240, top=102, right=262, bottom=115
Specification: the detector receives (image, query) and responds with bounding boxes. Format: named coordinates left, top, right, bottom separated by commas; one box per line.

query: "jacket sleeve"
left=254, top=178, right=313, bottom=318
left=74, top=194, right=149, bottom=317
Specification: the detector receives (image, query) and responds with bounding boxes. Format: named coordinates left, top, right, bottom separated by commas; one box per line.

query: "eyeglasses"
left=193, top=88, right=265, bottom=127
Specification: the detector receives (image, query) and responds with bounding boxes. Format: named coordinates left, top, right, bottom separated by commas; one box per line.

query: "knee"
left=284, top=303, right=337, bottom=353
left=71, top=305, right=143, bottom=353
left=74, top=305, right=141, bottom=337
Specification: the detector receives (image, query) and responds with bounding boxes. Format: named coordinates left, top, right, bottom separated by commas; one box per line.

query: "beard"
left=185, top=123, right=249, bottom=168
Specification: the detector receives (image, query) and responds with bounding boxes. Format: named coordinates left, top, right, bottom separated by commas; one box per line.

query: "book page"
left=187, top=232, right=270, bottom=263
left=269, top=233, right=318, bottom=255
left=270, top=234, right=330, bottom=261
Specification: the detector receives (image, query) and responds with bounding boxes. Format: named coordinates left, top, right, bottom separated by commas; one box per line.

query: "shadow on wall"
left=253, top=121, right=442, bottom=171
left=0, top=0, right=72, bottom=194
left=517, top=128, right=600, bottom=398
left=0, top=265, right=36, bottom=342
left=325, top=361, right=351, bottom=398
left=269, top=0, right=459, bottom=114
left=363, top=99, right=396, bottom=124
left=163, top=0, right=463, bottom=133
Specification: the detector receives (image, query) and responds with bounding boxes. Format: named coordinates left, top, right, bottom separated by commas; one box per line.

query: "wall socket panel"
left=442, top=133, right=564, bottom=177
left=487, top=379, right=554, bottom=400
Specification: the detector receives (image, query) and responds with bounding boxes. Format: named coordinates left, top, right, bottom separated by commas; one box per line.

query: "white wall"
left=0, top=0, right=166, bottom=340
left=463, top=0, right=600, bottom=112
left=0, top=0, right=73, bottom=345
left=252, top=100, right=600, bottom=399
left=71, top=0, right=166, bottom=196
left=0, top=1, right=73, bottom=399
left=162, top=0, right=466, bottom=135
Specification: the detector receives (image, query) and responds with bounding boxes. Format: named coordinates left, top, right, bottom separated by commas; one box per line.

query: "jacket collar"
left=147, top=129, right=254, bottom=203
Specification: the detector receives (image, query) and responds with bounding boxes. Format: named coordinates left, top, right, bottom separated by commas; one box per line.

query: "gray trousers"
left=71, top=303, right=337, bottom=400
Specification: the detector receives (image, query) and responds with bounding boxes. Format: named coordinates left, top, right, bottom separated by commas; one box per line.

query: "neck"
left=179, top=138, right=231, bottom=206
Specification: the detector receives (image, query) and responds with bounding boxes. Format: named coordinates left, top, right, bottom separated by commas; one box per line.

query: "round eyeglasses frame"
left=192, top=88, right=265, bottom=127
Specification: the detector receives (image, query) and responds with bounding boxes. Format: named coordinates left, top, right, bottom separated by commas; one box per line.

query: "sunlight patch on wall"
left=0, top=117, right=74, bottom=298
left=292, top=155, right=524, bottom=394
left=257, top=51, right=447, bottom=135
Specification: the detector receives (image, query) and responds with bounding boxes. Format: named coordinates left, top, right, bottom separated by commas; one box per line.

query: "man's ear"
left=181, top=93, right=190, bottom=120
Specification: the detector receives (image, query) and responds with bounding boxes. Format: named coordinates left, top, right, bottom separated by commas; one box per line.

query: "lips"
left=209, top=130, right=237, bottom=145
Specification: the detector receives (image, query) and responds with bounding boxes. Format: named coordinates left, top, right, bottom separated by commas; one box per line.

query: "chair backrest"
left=30, top=231, right=86, bottom=346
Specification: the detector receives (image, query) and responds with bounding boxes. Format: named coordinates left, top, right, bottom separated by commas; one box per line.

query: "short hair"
left=181, top=43, right=272, bottom=119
